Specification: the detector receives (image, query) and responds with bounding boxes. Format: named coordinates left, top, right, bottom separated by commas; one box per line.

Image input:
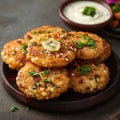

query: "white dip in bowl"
left=63, top=1, right=111, bottom=25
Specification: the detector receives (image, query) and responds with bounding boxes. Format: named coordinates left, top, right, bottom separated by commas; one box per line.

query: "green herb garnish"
left=112, top=4, right=120, bottom=13
left=41, top=78, right=51, bottom=83
left=29, top=70, right=59, bottom=89
left=80, top=65, right=92, bottom=75
left=44, top=30, right=51, bottom=34
left=32, top=31, right=40, bottom=34
left=41, top=38, right=48, bottom=42
left=29, top=71, right=39, bottom=76
left=32, top=78, right=56, bottom=89
left=41, top=78, right=55, bottom=87
left=76, top=35, right=96, bottom=49
left=33, top=82, right=40, bottom=89
left=10, top=106, right=19, bottom=112
left=29, top=70, right=50, bottom=78
left=76, top=41, right=85, bottom=49
left=40, top=70, right=50, bottom=76
left=21, top=43, right=28, bottom=54
left=26, top=106, right=30, bottom=112
left=82, top=6, right=96, bottom=17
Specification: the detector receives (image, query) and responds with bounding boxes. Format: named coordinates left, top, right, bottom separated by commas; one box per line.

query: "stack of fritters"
left=1, top=25, right=111, bottom=100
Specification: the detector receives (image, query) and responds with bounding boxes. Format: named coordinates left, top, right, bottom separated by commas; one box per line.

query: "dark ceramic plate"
left=1, top=51, right=120, bottom=111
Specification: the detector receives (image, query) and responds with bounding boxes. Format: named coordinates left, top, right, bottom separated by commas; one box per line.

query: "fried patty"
left=68, top=61, right=110, bottom=94
left=24, top=25, right=67, bottom=41
left=75, top=40, right=111, bottom=64
left=67, top=31, right=107, bottom=61
left=16, top=62, right=69, bottom=100
left=1, top=39, right=28, bottom=70
left=27, top=33, right=76, bottom=68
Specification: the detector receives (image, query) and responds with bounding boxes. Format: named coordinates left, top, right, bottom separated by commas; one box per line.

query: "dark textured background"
left=0, top=0, right=120, bottom=120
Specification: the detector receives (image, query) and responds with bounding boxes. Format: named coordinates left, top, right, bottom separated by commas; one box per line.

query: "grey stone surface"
left=0, top=0, right=120, bottom=120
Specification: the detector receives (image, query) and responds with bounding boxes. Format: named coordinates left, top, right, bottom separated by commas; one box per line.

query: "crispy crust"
left=24, top=25, right=67, bottom=41
left=1, top=39, right=28, bottom=70
left=67, top=31, right=108, bottom=61
left=68, top=61, right=110, bottom=94
left=16, top=62, right=69, bottom=100
left=27, top=33, right=76, bottom=68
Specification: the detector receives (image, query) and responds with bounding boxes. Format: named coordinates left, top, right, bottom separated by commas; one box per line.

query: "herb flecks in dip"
left=82, top=6, right=96, bottom=17
left=63, top=1, right=111, bottom=25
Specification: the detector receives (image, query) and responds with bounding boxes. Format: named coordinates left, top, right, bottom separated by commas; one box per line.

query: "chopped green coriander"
left=76, top=41, right=85, bottom=49
left=82, top=6, right=96, bottom=17
left=32, top=31, right=39, bottom=34
left=41, top=38, right=48, bottom=42
left=29, top=70, right=50, bottom=78
left=26, top=106, right=30, bottom=111
left=29, top=71, right=39, bottom=76
left=21, top=43, right=28, bottom=54
left=80, top=65, right=92, bottom=75
left=32, top=82, right=40, bottom=89
left=41, top=78, right=51, bottom=83
left=40, top=70, right=50, bottom=76
left=82, top=35, right=90, bottom=40
left=10, top=106, right=19, bottom=112
left=41, top=78, right=58, bottom=87
left=112, top=4, right=120, bottom=13
left=76, top=35, right=96, bottom=49
left=44, top=30, right=51, bottom=34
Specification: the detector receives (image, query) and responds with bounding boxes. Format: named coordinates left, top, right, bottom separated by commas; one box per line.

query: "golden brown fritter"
left=0, top=25, right=112, bottom=98
left=67, top=31, right=106, bottom=61
left=24, top=25, right=67, bottom=41
left=1, top=39, right=28, bottom=70
left=16, top=62, right=69, bottom=100
left=27, top=33, right=76, bottom=68
left=68, top=61, right=110, bottom=94
left=74, top=40, right=111, bottom=64
left=94, top=40, right=111, bottom=63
